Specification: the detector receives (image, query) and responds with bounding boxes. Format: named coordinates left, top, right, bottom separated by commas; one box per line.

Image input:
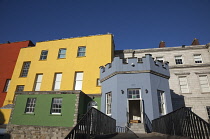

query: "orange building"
left=0, top=41, right=34, bottom=107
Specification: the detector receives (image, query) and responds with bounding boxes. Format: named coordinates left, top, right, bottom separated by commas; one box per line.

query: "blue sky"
left=0, top=0, right=209, bottom=50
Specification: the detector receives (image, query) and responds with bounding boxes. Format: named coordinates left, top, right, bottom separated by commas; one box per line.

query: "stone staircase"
left=129, top=123, right=146, bottom=134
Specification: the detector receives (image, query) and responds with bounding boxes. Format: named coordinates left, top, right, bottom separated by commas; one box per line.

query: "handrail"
left=65, top=107, right=116, bottom=139
left=143, top=112, right=152, bottom=133
left=152, top=107, right=210, bottom=139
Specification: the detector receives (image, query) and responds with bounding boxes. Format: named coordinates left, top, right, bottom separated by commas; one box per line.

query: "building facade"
left=100, top=54, right=173, bottom=127
left=115, top=41, right=210, bottom=122
left=7, top=91, right=96, bottom=138
left=1, top=34, right=114, bottom=138
left=0, top=41, right=34, bottom=108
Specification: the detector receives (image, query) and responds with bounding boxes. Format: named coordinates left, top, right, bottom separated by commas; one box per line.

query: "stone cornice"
left=15, top=90, right=82, bottom=95
left=115, top=45, right=207, bottom=54
left=174, top=72, right=190, bottom=75
left=195, top=71, right=210, bottom=74
left=101, top=70, right=170, bottom=82
left=169, top=64, right=210, bottom=69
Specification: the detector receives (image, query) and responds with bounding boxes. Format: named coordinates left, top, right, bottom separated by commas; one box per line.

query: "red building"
left=0, top=41, right=34, bottom=107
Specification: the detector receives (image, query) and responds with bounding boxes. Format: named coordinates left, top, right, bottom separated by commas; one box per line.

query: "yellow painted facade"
left=2, top=34, right=114, bottom=123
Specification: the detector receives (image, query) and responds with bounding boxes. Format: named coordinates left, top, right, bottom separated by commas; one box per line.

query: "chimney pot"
left=159, top=41, right=166, bottom=48
left=191, top=38, right=200, bottom=45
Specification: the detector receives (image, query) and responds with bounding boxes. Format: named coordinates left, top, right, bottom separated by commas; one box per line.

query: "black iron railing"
left=143, top=112, right=152, bottom=133
left=152, top=107, right=210, bottom=139
left=116, top=126, right=130, bottom=133
left=65, top=107, right=116, bottom=139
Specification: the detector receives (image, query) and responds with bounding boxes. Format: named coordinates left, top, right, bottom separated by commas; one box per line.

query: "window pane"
left=16, top=85, right=24, bottom=92
left=40, top=50, right=48, bottom=60
left=106, top=92, right=112, bottom=115
left=34, top=74, right=43, bottom=91
left=20, top=62, right=31, bottom=77
left=199, top=75, right=210, bottom=92
left=127, top=89, right=141, bottom=99
left=25, top=98, right=36, bottom=113
left=53, top=73, right=62, bottom=90
left=74, top=72, right=83, bottom=90
left=175, top=56, right=183, bottom=64
left=51, top=98, right=62, bottom=114
left=77, top=46, right=86, bottom=57
left=58, top=48, right=66, bottom=58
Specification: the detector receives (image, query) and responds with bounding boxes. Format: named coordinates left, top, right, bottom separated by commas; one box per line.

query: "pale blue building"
left=100, top=54, right=173, bottom=128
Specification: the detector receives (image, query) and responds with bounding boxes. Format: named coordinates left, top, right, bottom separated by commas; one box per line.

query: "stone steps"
left=129, top=123, right=146, bottom=134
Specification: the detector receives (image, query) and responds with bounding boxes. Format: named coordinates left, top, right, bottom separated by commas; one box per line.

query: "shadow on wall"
left=0, top=109, right=5, bottom=125
left=170, top=89, right=186, bottom=111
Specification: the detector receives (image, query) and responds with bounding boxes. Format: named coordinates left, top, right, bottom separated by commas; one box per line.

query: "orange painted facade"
left=0, top=41, right=34, bottom=107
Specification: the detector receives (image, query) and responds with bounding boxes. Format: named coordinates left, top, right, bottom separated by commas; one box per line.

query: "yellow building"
left=2, top=34, right=114, bottom=124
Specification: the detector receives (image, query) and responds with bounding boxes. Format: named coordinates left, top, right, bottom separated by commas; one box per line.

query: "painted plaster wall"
left=100, top=55, right=172, bottom=126
left=11, top=94, right=76, bottom=127
left=0, top=41, right=34, bottom=107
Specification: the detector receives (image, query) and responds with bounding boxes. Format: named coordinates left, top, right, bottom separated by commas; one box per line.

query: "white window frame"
left=20, top=62, right=31, bottom=77
left=156, top=57, right=164, bottom=63
left=157, top=90, right=165, bottom=116
left=25, top=98, right=36, bottom=114
left=77, top=46, right=86, bottom=57
left=194, top=54, right=202, bottom=63
left=175, top=55, right=183, bottom=65
left=199, top=75, right=210, bottom=92
left=58, top=48, right=66, bottom=59
left=34, top=74, right=43, bottom=91
left=40, top=50, right=48, bottom=60
left=178, top=76, right=190, bottom=93
left=127, top=89, right=141, bottom=99
left=105, top=92, right=112, bottom=115
left=74, top=72, right=84, bottom=90
left=4, top=79, right=11, bottom=92
left=53, top=73, right=62, bottom=91
left=51, top=98, right=62, bottom=115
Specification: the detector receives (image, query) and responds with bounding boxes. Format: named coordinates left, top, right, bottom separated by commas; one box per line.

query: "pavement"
left=109, top=132, right=190, bottom=139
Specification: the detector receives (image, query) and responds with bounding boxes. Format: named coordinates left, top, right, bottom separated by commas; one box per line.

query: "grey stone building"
left=115, top=39, right=210, bottom=123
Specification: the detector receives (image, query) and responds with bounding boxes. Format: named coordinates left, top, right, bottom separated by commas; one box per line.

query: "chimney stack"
left=159, top=41, right=166, bottom=48
left=191, top=38, right=200, bottom=45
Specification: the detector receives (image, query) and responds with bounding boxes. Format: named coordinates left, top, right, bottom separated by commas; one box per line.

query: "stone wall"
left=6, top=125, right=72, bottom=139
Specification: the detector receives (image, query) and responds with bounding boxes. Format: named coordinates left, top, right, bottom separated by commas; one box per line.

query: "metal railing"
left=65, top=107, right=116, bottom=139
left=143, top=112, right=152, bottom=133
left=116, top=126, right=130, bottom=133
left=152, top=107, right=210, bottom=139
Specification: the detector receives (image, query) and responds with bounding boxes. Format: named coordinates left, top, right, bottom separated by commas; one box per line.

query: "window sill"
left=39, top=60, right=47, bottom=61
left=201, top=92, right=210, bottom=94
left=106, top=114, right=111, bottom=116
left=181, top=92, right=192, bottom=94
left=50, top=114, right=62, bottom=116
left=57, top=58, right=66, bottom=60
left=77, top=56, right=86, bottom=58
left=24, top=113, right=35, bottom=115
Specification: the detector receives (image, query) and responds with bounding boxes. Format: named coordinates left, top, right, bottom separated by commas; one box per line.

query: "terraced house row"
left=0, top=34, right=210, bottom=138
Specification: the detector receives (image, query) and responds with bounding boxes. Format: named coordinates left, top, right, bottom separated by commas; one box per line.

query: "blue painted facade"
left=100, top=54, right=173, bottom=127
